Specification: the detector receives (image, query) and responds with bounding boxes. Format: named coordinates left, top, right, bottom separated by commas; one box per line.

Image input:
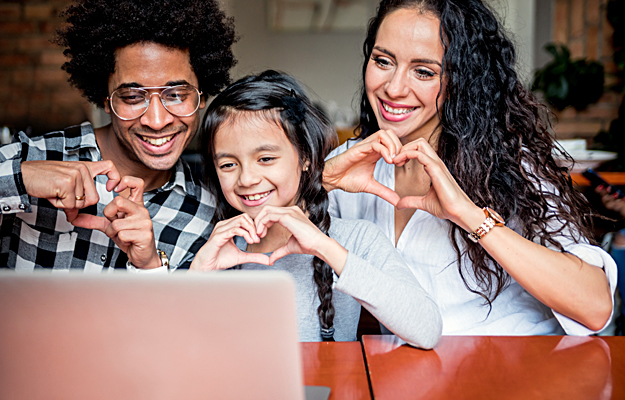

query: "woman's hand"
left=190, top=214, right=270, bottom=271
left=323, top=130, right=403, bottom=206
left=393, top=138, right=483, bottom=232
left=254, top=206, right=348, bottom=274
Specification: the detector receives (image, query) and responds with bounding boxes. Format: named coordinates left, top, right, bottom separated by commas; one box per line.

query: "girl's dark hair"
left=54, top=0, right=237, bottom=107
left=358, top=0, right=594, bottom=306
left=201, top=70, right=339, bottom=340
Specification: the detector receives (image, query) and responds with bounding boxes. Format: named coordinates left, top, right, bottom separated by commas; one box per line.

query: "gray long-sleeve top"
left=237, top=216, right=442, bottom=349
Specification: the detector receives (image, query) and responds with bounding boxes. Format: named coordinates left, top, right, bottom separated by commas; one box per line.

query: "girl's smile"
left=213, top=112, right=302, bottom=218
left=239, top=189, right=274, bottom=206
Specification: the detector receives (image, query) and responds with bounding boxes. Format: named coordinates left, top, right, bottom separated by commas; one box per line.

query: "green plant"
left=531, top=43, right=604, bottom=111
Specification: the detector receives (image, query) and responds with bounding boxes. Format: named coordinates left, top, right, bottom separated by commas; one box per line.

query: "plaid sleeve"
left=0, top=132, right=34, bottom=214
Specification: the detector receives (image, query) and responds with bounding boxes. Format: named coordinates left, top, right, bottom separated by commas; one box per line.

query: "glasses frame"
left=107, top=85, right=203, bottom=121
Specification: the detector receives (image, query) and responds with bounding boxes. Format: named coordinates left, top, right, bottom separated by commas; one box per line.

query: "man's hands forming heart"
left=70, top=175, right=162, bottom=269
left=323, top=130, right=478, bottom=230
left=22, top=159, right=161, bottom=269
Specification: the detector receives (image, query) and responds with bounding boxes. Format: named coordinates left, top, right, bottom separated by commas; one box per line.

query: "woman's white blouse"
left=327, top=140, right=617, bottom=335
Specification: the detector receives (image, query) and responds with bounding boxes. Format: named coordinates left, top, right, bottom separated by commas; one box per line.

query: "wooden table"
left=571, top=171, right=625, bottom=186
left=301, top=341, right=371, bottom=400
left=362, top=334, right=625, bottom=399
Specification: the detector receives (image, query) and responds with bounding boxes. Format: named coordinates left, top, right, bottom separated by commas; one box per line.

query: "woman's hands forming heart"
left=323, top=130, right=403, bottom=206
left=324, top=131, right=480, bottom=231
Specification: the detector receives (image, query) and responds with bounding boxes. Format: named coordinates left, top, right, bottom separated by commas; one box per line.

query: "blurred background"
left=0, top=0, right=621, bottom=154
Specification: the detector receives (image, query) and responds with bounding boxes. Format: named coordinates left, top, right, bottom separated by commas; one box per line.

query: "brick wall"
left=551, top=0, right=622, bottom=141
left=0, top=0, right=91, bottom=135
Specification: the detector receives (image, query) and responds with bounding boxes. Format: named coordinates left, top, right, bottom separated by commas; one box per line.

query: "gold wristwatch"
left=468, top=207, right=505, bottom=243
left=156, top=249, right=170, bottom=269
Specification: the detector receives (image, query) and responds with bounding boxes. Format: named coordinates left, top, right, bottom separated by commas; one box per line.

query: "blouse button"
left=2, top=205, right=10, bottom=212
left=100, top=255, right=107, bottom=263
left=18, top=204, right=26, bottom=210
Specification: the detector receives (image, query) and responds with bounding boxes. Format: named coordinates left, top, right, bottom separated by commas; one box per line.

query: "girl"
left=190, top=70, right=442, bottom=348
left=323, top=0, right=616, bottom=335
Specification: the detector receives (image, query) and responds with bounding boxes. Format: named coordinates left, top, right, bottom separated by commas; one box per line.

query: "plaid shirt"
left=0, top=122, right=215, bottom=271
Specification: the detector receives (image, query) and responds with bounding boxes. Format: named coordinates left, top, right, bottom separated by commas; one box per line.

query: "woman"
left=323, top=0, right=616, bottom=335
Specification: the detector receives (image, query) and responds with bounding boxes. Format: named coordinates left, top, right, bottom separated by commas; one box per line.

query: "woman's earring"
left=303, top=165, right=309, bottom=172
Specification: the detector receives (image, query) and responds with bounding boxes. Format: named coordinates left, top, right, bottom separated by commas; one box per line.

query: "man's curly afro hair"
left=54, top=0, right=237, bottom=108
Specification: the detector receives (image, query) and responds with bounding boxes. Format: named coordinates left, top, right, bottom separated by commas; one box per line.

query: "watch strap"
left=468, top=208, right=503, bottom=243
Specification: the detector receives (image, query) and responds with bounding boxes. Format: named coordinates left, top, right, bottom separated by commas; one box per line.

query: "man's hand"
left=71, top=176, right=161, bottom=269
left=21, top=160, right=121, bottom=221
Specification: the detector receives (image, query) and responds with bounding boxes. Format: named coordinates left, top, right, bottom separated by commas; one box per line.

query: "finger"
left=114, top=176, right=145, bottom=203
left=215, top=215, right=260, bottom=242
left=396, top=195, right=425, bottom=210
left=370, top=141, right=395, bottom=165
left=73, top=168, right=86, bottom=208
left=269, top=245, right=293, bottom=265
left=254, top=207, right=290, bottom=235
left=239, top=253, right=271, bottom=265
left=67, top=162, right=103, bottom=208
left=70, top=213, right=111, bottom=231
left=114, top=228, right=153, bottom=248
left=365, top=181, right=400, bottom=206
left=104, top=216, right=152, bottom=238
left=103, top=196, right=147, bottom=221
left=229, top=227, right=258, bottom=246
left=88, top=160, right=122, bottom=192
left=237, top=214, right=260, bottom=242
left=375, top=129, right=403, bottom=160
left=63, top=208, right=78, bottom=223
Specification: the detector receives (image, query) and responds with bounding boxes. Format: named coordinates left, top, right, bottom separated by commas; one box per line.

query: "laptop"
left=0, top=270, right=328, bottom=400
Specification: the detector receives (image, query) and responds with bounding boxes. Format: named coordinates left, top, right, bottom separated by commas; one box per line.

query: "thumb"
left=239, top=252, right=271, bottom=266
left=269, top=245, right=294, bottom=265
left=396, top=195, right=424, bottom=211
left=366, top=181, right=400, bottom=206
left=70, top=214, right=110, bottom=232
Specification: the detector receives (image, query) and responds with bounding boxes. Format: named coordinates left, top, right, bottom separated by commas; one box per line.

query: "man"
left=0, top=0, right=237, bottom=270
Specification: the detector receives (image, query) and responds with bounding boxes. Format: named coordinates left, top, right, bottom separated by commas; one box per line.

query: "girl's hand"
left=190, top=214, right=270, bottom=271
left=393, top=138, right=483, bottom=232
left=323, top=130, right=402, bottom=206
left=254, top=206, right=348, bottom=272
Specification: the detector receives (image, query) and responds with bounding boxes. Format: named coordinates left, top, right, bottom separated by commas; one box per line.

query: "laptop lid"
left=0, top=270, right=305, bottom=400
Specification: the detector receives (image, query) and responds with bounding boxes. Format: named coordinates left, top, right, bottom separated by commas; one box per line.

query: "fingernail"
left=598, top=185, right=604, bottom=190
left=390, top=153, right=396, bottom=159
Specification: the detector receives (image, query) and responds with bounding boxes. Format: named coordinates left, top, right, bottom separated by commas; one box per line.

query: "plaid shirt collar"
left=72, top=122, right=202, bottom=200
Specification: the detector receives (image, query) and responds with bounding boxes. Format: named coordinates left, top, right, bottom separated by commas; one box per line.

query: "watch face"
left=485, top=207, right=505, bottom=225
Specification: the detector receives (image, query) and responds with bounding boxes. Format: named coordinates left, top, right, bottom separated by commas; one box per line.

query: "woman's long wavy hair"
left=201, top=70, right=339, bottom=340
left=358, top=0, right=595, bottom=306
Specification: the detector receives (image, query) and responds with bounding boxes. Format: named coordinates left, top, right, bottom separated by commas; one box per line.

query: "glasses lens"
left=111, top=88, right=149, bottom=120
left=110, top=85, right=201, bottom=120
left=161, top=85, right=200, bottom=117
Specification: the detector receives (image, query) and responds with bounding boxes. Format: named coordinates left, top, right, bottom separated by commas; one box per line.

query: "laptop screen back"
left=0, top=270, right=304, bottom=400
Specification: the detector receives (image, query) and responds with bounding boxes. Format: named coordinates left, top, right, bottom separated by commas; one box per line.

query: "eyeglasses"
left=107, top=85, right=203, bottom=121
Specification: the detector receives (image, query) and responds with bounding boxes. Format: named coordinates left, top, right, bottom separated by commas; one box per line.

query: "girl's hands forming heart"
left=190, top=214, right=270, bottom=271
